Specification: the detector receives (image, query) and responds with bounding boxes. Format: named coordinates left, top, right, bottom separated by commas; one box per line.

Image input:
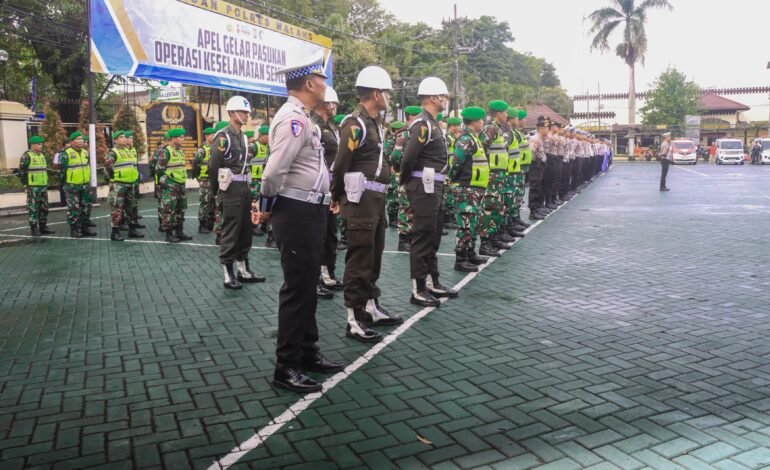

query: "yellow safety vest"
left=487, top=126, right=508, bottom=170
left=517, top=130, right=532, bottom=166
left=470, top=134, right=490, bottom=189
left=111, top=147, right=139, bottom=183
left=164, top=146, right=187, bottom=184
left=250, top=142, right=268, bottom=180
left=65, top=147, right=91, bottom=185
left=507, top=134, right=521, bottom=174
left=27, top=152, right=48, bottom=187
left=199, top=145, right=210, bottom=180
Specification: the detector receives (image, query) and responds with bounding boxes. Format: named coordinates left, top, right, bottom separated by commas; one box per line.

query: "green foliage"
left=39, top=102, right=68, bottom=158
left=640, top=67, right=701, bottom=127
left=78, top=100, right=110, bottom=164
left=112, top=103, right=147, bottom=156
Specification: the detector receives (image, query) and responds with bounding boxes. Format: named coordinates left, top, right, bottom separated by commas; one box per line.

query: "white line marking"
left=206, top=173, right=601, bottom=469
left=672, top=165, right=708, bottom=176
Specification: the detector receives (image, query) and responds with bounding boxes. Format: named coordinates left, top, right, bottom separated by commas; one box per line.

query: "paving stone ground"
left=2, top=162, right=770, bottom=469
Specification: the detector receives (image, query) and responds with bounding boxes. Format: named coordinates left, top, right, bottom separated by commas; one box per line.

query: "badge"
left=348, top=126, right=361, bottom=151
left=418, top=125, right=428, bottom=144
left=291, top=120, right=304, bottom=137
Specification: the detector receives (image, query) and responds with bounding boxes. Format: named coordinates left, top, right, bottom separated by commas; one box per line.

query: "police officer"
left=60, top=132, right=97, bottom=238
left=449, top=107, right=491, bottom=272
left=105, top=131, right=143, bottom=241
left=210, top=120, right=231, bottom=244
left=332, top=65, right=403, bottom=343
left=209, top=98, right=266, bottom=288
left=659, top=132, right=671, bottom=191
left=400, top=77, right=458, bottom=306
left=258, top=52, right=343, bottom=393
left=18, top=136, right=54, bottom=236
left=250, top=125, right=270, bottom=236
left=193, top=127, right=216, bottom=233
left=313, top=86, right=344, bottom=296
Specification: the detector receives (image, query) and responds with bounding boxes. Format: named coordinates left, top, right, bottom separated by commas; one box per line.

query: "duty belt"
left=410, top=171, right=446, bottom=182
left=231, top=174, right=251, bottom=182
left=279, top=187, right=331, bottom=205
left=364, top=181, right=388, bottom=193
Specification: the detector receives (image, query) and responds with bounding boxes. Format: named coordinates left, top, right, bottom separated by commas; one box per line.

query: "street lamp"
left=0, top=49, right=8, bottom=100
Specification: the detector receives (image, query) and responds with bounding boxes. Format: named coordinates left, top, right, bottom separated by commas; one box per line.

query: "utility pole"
left=86, top=1, right=97, bottom=190
left=597, top=82, right=601, bottom=131
left=443, top=5, right=473, bottom=116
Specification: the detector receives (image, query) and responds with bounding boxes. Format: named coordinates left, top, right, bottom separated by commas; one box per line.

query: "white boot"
left=365, top=299, right=402, bottom=325
left=345, top=307, right=382, bottom=342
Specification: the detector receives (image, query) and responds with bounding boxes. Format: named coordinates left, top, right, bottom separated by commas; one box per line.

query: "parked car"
left=671, top=139, right=697, bottom=165
left=758, top=138, right=770, bottom=164
left=715, top=139, right=745, bottom=165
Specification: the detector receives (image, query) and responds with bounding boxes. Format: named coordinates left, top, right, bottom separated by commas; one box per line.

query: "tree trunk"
left=628, top=63, right=636, bottom=157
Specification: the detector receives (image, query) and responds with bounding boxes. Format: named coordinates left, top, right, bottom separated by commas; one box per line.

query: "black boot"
left=337, top=235, right=348, bottom=251
left=273, top=363, right=322, bottom=393
left=479, top=238, right=501, bottom=257
left=427, top=273, right=459, bottom=298
left=529, top=211, right=545, bottom=221
left=128, top=225, right=145, bottom=238
left=364, top=298, right=403, bottom=326
left=317, top=283, right=334, bottom=299
left=175, top=225, right=192, bottom=241
left=81, top=224, right=97, bottom=237
left=215, top=234, right=221, bottom=245
left=515, top=217, right=531, bottom=228
left=397, top=233, right=411, bottom=252
left=199, top=224, right=211, bottom=234
left=30, top=225, right=41, bottom=237
left=467, top=248, right=489, bottom=265
left=223, top=263, right=242, bottom=289
left=236, top=259, right=266, bottom=283
left=70, top=224, right=83, bottom=239
left=119, top=223, right=128, bottom=231
left=410, top=278, right=441, bottom=307
left=111, top=227, right=125, bottom=241
left=39, top=224, right=55, bottom=235
left=346, top=307, right=383, bottom=342
left=388, top=212, right=398, bottom=228
left=83, top=219, right=97, bottom=228
left=134, top=222, right=146, bottom=229
left=497, top=231, right=517, bottom=244
left=454, top=251, right=478, bottom=273
left=320, top=266, right=343, bottom=290
left=165, top=229, right=181, bottom=243
left=265, top=231, right=277, bottom=249
left=252, top=223, right=264, bottom=236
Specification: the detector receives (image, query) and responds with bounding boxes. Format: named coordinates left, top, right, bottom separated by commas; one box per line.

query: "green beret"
left=69, top=131, right=83, bottom=141
left=214, top=121, right=229, bottom=132
left=258, top=125, right=270, bottom=135
left=28, top=135, right=45, bottom=144
left=488, top=100, right=509, bottom=112
left=83, top=136, right=88, bottom=143
left=390, top=121, right=406, bottom=130
left=436, top=113, right=444, bottom=122
left=168, top=128, right=186, bottom=138
left=461, top=107, right=486, bottom=121
left=124, top=131, right=133, bottom=138
left=203, top=127, right=216, bottom=135
left=404, top=106, right=422, bottom=116
left=506, top=108, right=519, bottom=118
left=447, top=117, right=462, bottom=126
left=112, top=130, right=125, bottom=140
left=334, top=114, right=345, bottom=124
left=244, top=130, right=255, bottom=138
left=518, top=109, right=527, bottom=119
left=163, top=131, right=171, bottom=140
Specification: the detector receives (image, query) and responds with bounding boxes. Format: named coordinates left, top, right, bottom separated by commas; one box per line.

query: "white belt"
left=364, top=181, right=388, bottom=193
left=231, top=174, right=251, bottom=182
left=279, top=187, right=331, bottom=205
left=410, top=171, right=446, bottom=182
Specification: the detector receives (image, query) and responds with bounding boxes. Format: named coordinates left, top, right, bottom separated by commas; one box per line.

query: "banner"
left=144, top=102, right=201, bottom=167
left=89, top=0, right=333, bottom=96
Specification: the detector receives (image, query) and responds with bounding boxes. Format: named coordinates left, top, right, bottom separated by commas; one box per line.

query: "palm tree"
left=588, top=0, right=673, bottom=155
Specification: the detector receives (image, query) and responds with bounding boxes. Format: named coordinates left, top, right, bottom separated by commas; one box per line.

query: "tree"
left=78, top=100, right=109, bottom=165
left=639, top=68, right=700, bottom=127
left=39, top=102, right=68, bottom=158
left=112, top=103, right=147, bottom=157
left=588, top=0, right=673, bottom=154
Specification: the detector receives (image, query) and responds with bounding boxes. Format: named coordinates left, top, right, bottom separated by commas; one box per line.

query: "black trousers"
left=660, top=158, right=670, bottom=189
left=528, top=159, right=546, bottom=209
left=560, top=160, right=571, bottom=197
left=340, top=191, right=387, bottom=309
left=549, top=157, right=563, bottom=202
left=320, top=210, right=338, bottom=272
left=217, top=182, right=253, bottom=264
left=405, top=178, right=443, bottom=280
left=271, top=197, right=327, bottom=368
left=571, top=159, right=581, bottom=190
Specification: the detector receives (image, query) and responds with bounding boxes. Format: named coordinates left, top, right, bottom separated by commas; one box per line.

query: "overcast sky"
left=380, top=0, right=770, bottom=102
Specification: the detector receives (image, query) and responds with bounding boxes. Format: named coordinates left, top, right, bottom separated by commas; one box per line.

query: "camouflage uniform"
left=449, top=132, right=486, bottom=253
left=387, top=128, right=412, bottom=234
left=158, top=145, right=188, bottom=231
left=480, top=122, right=509, bottom=237
left=104, top=147, right=139, bottom=228
left=512, top=128, right=530, bottom=220
left=59, top=148, right=93, bottom=227
left=149, top=144, right=165, bottom=226
left=18, top=151, right=50, bottom=229
left=193, top=144, right=215, bottom=229
left=383, top=129, right=404, bottom=224
left=443, top=132, right=458, bottom=224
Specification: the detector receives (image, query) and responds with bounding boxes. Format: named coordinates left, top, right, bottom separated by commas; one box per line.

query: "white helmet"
left=355, top=66, right=393, bottom=90
left=226, top=96, right=251, bottom=113
left=324, top=87, right=339, bottom=103
left=417, top=77, right=449, bottom=96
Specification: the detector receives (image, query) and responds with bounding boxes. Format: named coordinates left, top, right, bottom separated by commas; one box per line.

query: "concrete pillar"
left=0, top=101, right=34, bottom=170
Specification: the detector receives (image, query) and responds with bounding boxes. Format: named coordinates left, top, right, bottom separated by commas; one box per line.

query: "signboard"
left=684, top=115, right=701, bottom=142
left=151, top=86, right=187, bottom=102
left=144, top=102, right=201, bottom=167
left=89, top=0, right=332, bottom=96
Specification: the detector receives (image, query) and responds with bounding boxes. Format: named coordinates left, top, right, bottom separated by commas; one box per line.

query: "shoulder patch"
left=417, top=125, right=428, bottom=144
left=218, top=137, right=227, bottom=151
left=348, top=126, right=361, bottom=151
left=290, top=120, right=304, bottom=137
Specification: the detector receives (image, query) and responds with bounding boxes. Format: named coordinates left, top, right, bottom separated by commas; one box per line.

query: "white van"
left=715, top=139, right=744, bottom=165
left=758, top=138, right=770, bottom=164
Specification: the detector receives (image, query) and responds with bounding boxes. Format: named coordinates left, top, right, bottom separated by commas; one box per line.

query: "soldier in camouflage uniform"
left=105, top=131, right=144, bottom=241
left=149, top=134, right=169, bottom=231
left=124, top=131, right=145, bottom=229
left=508, top=109, right=532, bottom=231
left=18, top=136, right=54, bottom=236
left=157, top=127, right=191, bottom=243
left=60, top=132, right=97, bottom=238
left=383, top=120, right=406, bottom=229
left=443, top=117, right=463, bottom=230
left=193, top=127, right=216, bottom=233
left=250, top=126, right=270, bottom=237
left=396, top=105, right=421, bottom=251
left=502, top=109, right=528, bottom=237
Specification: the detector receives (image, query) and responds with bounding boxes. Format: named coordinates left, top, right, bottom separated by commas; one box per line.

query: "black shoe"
left=442, top=229, right=449, bottom=236
left=265, top=232, right=278, bottom=249
left=546, top=203, right=559, bottom=210
left=410, top=279, right=441, bottom=307
left=467, top=249, right=489, bottom=265
left=158, top=225, right=166, bottom=233
left=84, top=220, right=97, bottom=228
left=119, top=224, right=128, bottom=231
left=509, top=229, right=525, bottom=238
left=273, top=364, right=322, bottom=393
left=39, top=225, right=55, bottom=235
left=137, top=214, right=143, bottom=219
left=346, top=308, right=383, bottom=342
left=199, top=225, right=211, bottom=234
left=252, top=224, right=264, bottom=236
left=236, top=259, right=266, bottom=283
left=336, top=239, right=348, bottom=250
left=175, top=228, right=193, bottom=241
left=365, top=298, right=403, bottom=326
left=70, top=225, right=83, bottom=239
left=454, top=255, right=478, bottom=272
left=660, top=187, right=670, bottom=192
left=111, top=227, right=125, bottom=241
left=215, top=234, right=221, bottom=245
left=134, top=222, right=146, bottom=229
left=397, top=233, right=411, bottom=252
left=128, top=225, right=145, bottom=238
left=427, top=274, right=458, bottom=298
left=81, top=225, right=97, bottom=237
left=497, top=232, right=517, bottom=244
left=479, top=239, right=501, bottom=257
left=529, top=212, right=545, bottom=221
left=165, top=230, right=181, bottom=243
left=321, top=267, right=344, bottom=290
left=301, top=351, right=344, bottom=374
left=514, top=217, right=530, bottom=229
left=317, top=284, right=334, bottom=299
left=223, top=263, right=242, bottom=289
left=30, top=226, right=41, bottom=237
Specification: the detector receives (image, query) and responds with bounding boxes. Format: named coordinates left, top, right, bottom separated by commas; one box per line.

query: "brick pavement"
left=2, top=163, right=770, bottom=469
